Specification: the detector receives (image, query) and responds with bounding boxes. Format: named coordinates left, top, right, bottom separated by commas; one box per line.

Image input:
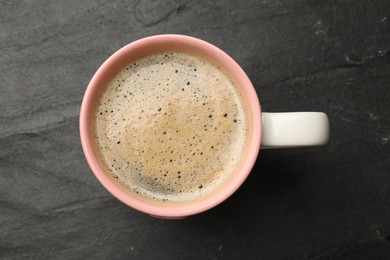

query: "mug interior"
left=80, top=34, right=261, bottom=217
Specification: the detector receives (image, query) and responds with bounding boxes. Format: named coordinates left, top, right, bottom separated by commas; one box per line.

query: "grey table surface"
left=1, top=0, right=390, bottom=259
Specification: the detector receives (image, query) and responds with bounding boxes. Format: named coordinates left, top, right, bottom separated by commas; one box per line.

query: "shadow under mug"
left=80, top=34, right=329, bottom=219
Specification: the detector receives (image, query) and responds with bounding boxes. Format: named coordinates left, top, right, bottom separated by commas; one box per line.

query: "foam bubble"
left=94, top=51, right=248, bottom=203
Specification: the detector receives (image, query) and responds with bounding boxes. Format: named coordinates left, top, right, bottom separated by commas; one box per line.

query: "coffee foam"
left=94, top=51, right=248, bottom=203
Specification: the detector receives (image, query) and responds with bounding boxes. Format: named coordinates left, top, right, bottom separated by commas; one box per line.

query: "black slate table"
left=1, top=1, right=390, bottom=259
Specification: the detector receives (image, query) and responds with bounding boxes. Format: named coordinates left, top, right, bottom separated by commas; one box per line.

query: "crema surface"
left=95, top=51, right=248, bottom=202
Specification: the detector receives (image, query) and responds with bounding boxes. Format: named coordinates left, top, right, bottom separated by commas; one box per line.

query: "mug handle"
left=261, top=112, right=330, bottom=148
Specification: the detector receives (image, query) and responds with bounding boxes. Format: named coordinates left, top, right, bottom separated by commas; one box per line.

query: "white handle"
left=261, top=112, right=330, bottom=148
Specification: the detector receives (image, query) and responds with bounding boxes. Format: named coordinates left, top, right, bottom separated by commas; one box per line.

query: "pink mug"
left=80, top=34, right=329, bottom=218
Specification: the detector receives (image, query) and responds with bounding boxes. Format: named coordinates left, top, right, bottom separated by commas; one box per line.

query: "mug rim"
left=80, top=34, right=261, bottom=217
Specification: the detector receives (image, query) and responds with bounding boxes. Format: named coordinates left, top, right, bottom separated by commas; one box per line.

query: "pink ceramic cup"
left=80, top=34, right=329, bottom=218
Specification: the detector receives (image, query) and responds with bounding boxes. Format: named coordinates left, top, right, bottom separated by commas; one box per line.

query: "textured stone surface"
left=1, top=0, right=390, bottom=259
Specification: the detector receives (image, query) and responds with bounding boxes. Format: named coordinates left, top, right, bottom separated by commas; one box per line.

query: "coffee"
left=94, top=51, right=249, bottom=203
